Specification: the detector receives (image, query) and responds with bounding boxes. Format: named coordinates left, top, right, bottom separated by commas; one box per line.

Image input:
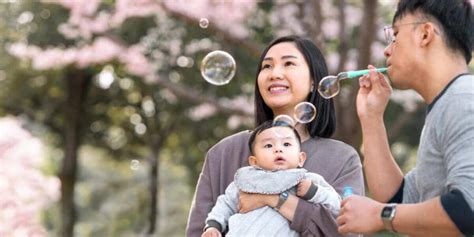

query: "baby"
left=202, top=120, right=341, bottom=237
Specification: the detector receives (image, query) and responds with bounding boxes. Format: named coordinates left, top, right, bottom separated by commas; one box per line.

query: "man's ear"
left=298, top=152, right=307, bottom=167
left=248, top=155, right=257, bottom=166
left=420, top=22, right=437, bottom=47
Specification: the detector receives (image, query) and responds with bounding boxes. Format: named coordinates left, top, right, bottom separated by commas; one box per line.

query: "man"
left=337, top=0, right=473, bottom=236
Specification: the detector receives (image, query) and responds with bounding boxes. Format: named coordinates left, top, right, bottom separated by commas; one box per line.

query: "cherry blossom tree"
left=0, top=117, right=60, bottom=237
left=6, top=0, right=255, bottom=235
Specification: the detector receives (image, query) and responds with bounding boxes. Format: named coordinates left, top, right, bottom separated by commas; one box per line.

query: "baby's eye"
left=283, top=142, right=292, bottom=147
left=264, top=144, right=273, bottom=148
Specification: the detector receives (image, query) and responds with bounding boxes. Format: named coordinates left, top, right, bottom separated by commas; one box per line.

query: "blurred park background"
left=0, top=0, right=472, bottom=236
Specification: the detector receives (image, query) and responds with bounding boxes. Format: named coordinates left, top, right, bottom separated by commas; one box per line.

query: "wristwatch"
left=381, top=203, right=397, bottom=232
left=274, top=191, right=289, bottom=211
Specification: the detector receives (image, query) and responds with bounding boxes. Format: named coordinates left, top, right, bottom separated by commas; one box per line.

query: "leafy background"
left=0, top=0, right=472, bottom=236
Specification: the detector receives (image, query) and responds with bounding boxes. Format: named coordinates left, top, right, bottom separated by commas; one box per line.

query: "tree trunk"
left=147, top=150, right=159, bottom=234
left=300, top=0, right=324, bottom=52
left=336, top=0, right=348, bottom=74
left=334, top=0, right=378, bottom=153
left=59, top=70, right=91, bottom=237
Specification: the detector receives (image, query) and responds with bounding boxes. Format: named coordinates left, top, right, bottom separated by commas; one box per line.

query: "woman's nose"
left=270, top=66, right=284, bottom=80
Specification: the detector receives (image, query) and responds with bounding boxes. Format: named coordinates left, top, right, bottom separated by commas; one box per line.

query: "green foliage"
left=0, top=0, right=431, bottom=235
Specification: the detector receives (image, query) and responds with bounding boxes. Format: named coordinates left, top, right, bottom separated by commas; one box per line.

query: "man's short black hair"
left=248, top=120, right=302, bottom=155
left=394, top=0, right=473, bottom=63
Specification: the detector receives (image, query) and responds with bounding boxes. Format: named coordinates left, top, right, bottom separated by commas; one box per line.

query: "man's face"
left=384, top=14, right=425, bottom=89
left=249, top=127, right=306, bottom=171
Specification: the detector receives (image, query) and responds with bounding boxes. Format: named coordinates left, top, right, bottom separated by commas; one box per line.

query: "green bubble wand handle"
left=338, top=67, right=387, bottom=80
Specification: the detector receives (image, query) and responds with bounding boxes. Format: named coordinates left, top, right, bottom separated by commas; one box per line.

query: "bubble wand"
left=318, top=68, right=387, bottom=99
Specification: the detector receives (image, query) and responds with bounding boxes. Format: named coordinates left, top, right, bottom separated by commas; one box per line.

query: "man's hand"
left=238, top=191, right=275, bottom=213
left=356, top=65, right=392, bottom=122
left=337, top=195, right=385, bottom=234
left=202, top=227, right=222, bottom=237
left=296, top=179, right=312, bottom=197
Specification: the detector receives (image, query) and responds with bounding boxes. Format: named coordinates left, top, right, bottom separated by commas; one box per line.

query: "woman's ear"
left=248, top=155, right=258, bottom=166
left=298, top=152, right=307, bottom=167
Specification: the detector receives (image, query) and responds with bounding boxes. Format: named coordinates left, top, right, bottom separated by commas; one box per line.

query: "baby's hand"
left=202, top=227, right=222, bottom=237
left=297, top=179, right=312, bottom=197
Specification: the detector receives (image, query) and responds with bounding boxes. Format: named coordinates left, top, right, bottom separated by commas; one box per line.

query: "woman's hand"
left=238, top=191, right=276, bottom=213
left=202, top=227, right=222, bottom=237
left=356, top=65, right=392, bottom=123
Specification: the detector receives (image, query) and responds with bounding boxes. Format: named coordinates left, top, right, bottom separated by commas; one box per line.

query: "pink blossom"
left=7, top=43, right=41, bottom=59
left=7, top=38, right=152, bottom=76
left=0, top=117, right=60, bottom=237
left=120, top=45, right=153, bottom=77
left=112, top=0, right=161, bottom=27
left=9, top=0, right=255, bottom=78
left=164, top=0, right=256, bottom=38
left=188, top=103, right=217, bottom=121
left=75, top=37, right=123, bottom=67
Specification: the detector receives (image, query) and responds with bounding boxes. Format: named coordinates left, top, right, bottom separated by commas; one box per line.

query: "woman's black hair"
left=254, top=35, right=336, bottom=138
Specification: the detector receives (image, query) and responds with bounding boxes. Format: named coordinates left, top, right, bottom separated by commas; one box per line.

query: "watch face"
left=381, top=207, right=392, bottom=217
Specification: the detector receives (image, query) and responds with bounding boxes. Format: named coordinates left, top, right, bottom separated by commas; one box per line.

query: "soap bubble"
left=318, top=75, right=340, bottom=99
left=200, top=50, right=236, bottom=86
left=294, top=102, right=316, bottom=124
left=272, top=115, right=295, bottom=138
left=130, top=159, right=140, bottom=171
left=199, top=18, right=209, bottom=28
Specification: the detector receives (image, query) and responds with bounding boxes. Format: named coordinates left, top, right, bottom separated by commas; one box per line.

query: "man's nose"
left=384, top=44, right=392, bottom=58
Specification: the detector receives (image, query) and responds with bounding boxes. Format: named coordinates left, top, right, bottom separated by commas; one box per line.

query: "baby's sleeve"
left=303, top=172, right=342, bottom=216
left=204, top=182, right=239, bottom=233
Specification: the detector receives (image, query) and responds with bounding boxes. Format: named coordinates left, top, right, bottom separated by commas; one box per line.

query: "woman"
left=186, top=35, right=364, bottom=236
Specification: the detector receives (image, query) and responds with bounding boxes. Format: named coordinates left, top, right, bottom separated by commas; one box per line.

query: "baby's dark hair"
left=248, top=120, right=302, bottom=155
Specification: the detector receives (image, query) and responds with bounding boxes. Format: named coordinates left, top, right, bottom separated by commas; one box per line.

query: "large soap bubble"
left=200, top=50, right=236, bottom=86
left=294, top=102, right=316, bottom=124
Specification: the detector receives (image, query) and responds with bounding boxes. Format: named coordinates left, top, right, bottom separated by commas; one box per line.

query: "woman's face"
left=257, top=42, right=312, bottom=116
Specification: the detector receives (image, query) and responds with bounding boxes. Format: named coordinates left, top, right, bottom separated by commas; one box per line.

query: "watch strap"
left=274, top=191, right=289, bottom=211
left=381, top=203, right=397, bottom=232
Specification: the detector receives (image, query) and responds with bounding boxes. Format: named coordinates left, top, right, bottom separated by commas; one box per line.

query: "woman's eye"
left=261, top=64, right=272, bottom=69
left=284, top=61, right=295, bottom=67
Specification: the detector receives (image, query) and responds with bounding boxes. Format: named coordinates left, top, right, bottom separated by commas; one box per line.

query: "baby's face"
left=249, top=127, right=306, bottom=171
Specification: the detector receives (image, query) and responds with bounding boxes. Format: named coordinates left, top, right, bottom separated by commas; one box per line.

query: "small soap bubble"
left=294, top=102, right=316, bottom=124
left=272, top=115, right=295, bottom=138
left=200, top=50, right=236, bottom=86
left=199, top=18, right=209, bottom=28
left=318, top=75, right=340, bottom=99
left=130, top=159, right=140, bottom=171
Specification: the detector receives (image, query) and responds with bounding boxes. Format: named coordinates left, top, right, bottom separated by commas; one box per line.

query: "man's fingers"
left=359, top=75, right=371, bottom=88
